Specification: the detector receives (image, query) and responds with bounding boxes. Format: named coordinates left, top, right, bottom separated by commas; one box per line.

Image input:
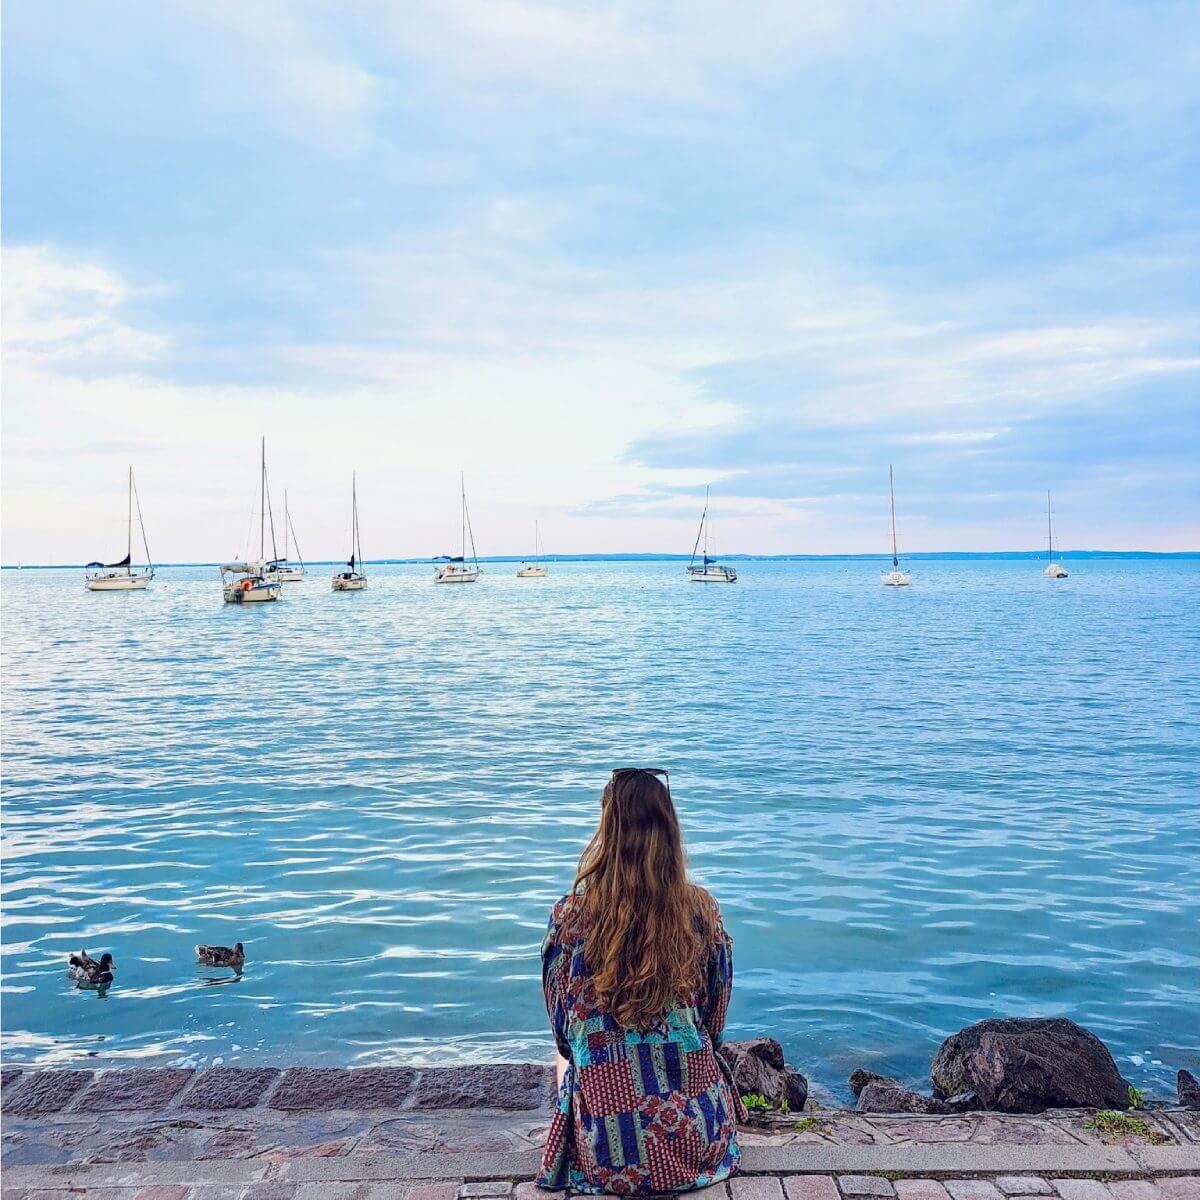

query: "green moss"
left=792, top=1117, right=818, bottom=1132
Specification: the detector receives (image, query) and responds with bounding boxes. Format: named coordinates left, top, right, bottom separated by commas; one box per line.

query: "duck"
left=68, top=949, right=114, bottom=988
left=196, top=942, right=245, bottom=969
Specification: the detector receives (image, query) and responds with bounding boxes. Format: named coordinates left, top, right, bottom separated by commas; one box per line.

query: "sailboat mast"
left=461, top=473, right=466, bottom=560
left=704, top=486, right=710, bottom=560
left=260, top=437, right=266, bottom=561
left=889, top=464, right=899, bottom=567
left=284, top=490, right=289, bottom=559
left=1047, top=490, right=1053, bottom=562
left=351, top=473, right=357, bottom=568
left=126, top=464, right=133, bottom=567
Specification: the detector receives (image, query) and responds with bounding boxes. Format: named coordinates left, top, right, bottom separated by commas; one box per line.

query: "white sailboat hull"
left=223, top=579, right=282, bottom=603
left=434, top=566, right=479, bottom=583
left=332, top=575, right=368, bottom=591
left=688, top=566, right=737, bottom=583
left=1044, top=563, right=1069, bottom=578
left=86, top=572, right=153, bottom=591
left=881, top=570, right=911, bottom=587
left=517, top=565, right=547, bottom=578
left=273, top=567, right=306, bottom=582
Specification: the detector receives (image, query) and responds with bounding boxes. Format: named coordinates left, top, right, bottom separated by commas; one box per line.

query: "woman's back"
left=537, top=769, right=742, bottom=1194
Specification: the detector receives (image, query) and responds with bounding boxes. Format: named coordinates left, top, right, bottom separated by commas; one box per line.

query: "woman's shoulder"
left=547, top=890, right=586, bottom=941
left=691, top=884, right=730, bottom=944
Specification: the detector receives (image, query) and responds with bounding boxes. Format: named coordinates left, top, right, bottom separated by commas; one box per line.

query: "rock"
left=930, top=1017, right=1131, bottom=1113
left=849, top=1069, right=898, bottom=1097
left=941, top=1091, right=982, bottom=1113
left=718, top=1038, right=806, bottom=1110
left=411, top=1063, right=551, bottom=1111
left=1179, top=1069, right=1200, bottom=1110
left=855, top=1081, right=944, bottom=1114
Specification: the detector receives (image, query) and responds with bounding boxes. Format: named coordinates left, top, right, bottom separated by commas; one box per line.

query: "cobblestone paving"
left=1, top=1068, right=1196, bottom=1199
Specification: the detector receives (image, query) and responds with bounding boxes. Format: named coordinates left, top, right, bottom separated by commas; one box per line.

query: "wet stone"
left=183, top=1067, right=280, bottom=1111
left=2, top=1070, right=94, bottom=1115
left=74, top=1068, right=195, bottom=1112
left=269, top=1067, right=416, bottom=1111
left=412, top=1064, right=551, bottom=1111
left=1, top=1067, right=24, bottom=1092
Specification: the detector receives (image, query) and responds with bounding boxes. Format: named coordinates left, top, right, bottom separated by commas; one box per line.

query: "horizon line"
left=4, top=549, right=1198, bottom=570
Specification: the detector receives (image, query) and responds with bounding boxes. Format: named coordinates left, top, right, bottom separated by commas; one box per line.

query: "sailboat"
left=1043, top=490, right=1069, bottom=578
left=85, top=466, right=155, bottom=590
left=332, top=473, right=368, bottom=591
left=434, top=474, right=481, bottom=583
left=268, top=490, right=306, bottom=582
left=517, top=521, right=548, bottom=578
left=881, top=464, right=911, bottom=586
left=687, top=486, right=737, bottom=582
left=221, top=437, right=283, bottom=603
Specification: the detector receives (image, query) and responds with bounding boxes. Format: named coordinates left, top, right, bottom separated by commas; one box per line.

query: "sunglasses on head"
left=609, top=767, right=670, bottom=794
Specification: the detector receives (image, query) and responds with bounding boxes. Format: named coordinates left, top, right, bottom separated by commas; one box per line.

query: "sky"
left=3, top=1, right=1199, bottom=564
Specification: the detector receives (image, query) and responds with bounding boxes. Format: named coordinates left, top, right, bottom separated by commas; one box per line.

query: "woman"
left=538, top=768, right=744, bottom=1194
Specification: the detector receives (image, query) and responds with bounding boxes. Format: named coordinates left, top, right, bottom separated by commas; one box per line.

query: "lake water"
left=2, top=559, right=1198, bottom=1101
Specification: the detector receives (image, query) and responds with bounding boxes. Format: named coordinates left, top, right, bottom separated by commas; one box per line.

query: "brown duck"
left=68, top=949, right=114, bottom=987
left=196, top=942, right=245, bottom=969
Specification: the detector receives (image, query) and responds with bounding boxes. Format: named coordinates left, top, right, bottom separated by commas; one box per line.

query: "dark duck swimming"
left=196, top=942, right=245, bottom=969
left=68, top=950, right=114, bottom=987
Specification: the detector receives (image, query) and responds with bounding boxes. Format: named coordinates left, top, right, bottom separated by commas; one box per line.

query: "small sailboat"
left=85, top=467, right=155, bottom=590
left=687, top=486, right=737, bottom=582
left=1043, top=490, right=1069, bottom=578
left=268, top=490, right=306, bottom=582
left=881, top=464, right=911, bottom=586
left=434, top=474, right=481, bottom=583
left=332, top=473, right=368, bottom=591
left=517, top=521, right=548, bottom=578
left=221, top=437, right=283, bottom=603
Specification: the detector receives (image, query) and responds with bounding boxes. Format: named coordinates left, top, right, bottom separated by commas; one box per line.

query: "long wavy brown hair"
left=566, top=769, right=714, bottom=1029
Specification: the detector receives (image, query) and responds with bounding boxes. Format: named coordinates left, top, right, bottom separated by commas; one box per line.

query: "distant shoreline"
left=2, top=550, right=1197, bottom=570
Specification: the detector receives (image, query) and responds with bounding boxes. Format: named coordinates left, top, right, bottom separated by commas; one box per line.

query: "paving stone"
left=458, top=1186, right=512, bottom=1198
left=2, top=1070, right=94, bottom=1115
left=731, top=1180, right=785, bottom=1200
left=785, top=1177, right=841, bottom=1200
left=995, top=1180, right=1054, bottom=1197
left=1156, top=1183, right=1200, bottom=1200
left=183, top=1067, right=280, bottom=1111
left=269, top=1068, right=416, bottom=1111
left=237, top=1185, right=299, bottom=1200
left=294, top=1186, right=409, bottom=1200
left=1, top=1066, right=24, bottom=1091
left=73, top=1068, right=195, bottom=1112
left=412, top=1185, right=464, bottom=1200
left=1051, top=1183, right=1111, bottom=1200
left=839, top=1179, right=896, bottom=1200
left=413, top=1066, right=550, bottom=1112
left=513, top=1183, right=561, bottom=1200
left=135, top=1187, right=192, bottom=1199
left=946, top=1184, right=1005, bottom=1200
left=895, top=1182, right=952, bottom=1200
left=1105, top=1185, right=1162, bottom=1200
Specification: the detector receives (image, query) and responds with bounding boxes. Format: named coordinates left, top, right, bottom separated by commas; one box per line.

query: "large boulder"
left=1179, top=1069, right=1200, bottom=1110
left=849, top=1069, right=897, bottom=1098
left=718, top=1038, right=808, bottom=1110
left=931, top=1018, right=1131, bottom=1113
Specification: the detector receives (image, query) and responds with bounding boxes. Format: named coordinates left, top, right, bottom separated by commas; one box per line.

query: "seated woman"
left=538, top=768, right=744, bottom=1194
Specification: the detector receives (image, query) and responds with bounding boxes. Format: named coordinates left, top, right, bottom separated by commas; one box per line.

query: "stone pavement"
left=2, top=1067, right=1197, bottom=1199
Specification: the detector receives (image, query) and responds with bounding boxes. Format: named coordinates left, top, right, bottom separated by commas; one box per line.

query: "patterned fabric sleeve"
left=542, top=898, right=571, bottom=1058
left=701, top=908, right=734, bottom=1048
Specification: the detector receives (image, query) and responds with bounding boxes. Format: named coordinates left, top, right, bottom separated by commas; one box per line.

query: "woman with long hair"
left=537, top=768, right=743, bottom=1194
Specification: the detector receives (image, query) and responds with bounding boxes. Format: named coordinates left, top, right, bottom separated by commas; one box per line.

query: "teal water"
left=2, top=559, right=1198, bottom=1100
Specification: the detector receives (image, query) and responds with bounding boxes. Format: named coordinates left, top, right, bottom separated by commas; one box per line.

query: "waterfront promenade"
left=3, top=1064, right=1197, bottom=1199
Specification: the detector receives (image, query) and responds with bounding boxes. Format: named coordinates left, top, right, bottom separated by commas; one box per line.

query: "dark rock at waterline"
left=412, top=1063, right=552, bottom=1111
left=931, top=1017, right=1131, bottom=1113
left=849, top=1069, right=898, bottom=1098
left=718, top=1038, right=807, bottom=1110
left=1179, top=1069, right=1200, bottom=1110
left=856, top=1081, right=944, bottom=1114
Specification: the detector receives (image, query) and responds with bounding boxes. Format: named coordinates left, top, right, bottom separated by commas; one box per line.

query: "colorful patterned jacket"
left=537, top=890, right=743, bottom=1193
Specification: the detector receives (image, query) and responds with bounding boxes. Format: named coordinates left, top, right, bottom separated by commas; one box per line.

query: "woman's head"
left=570, top=768, right=713, bottom=1028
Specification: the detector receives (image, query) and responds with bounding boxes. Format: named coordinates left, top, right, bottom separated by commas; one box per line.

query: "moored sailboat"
left=517, top=521, right=548, bottom=577
left=1043, top=490, right=1068, bottom=578
left=687, top=486, right=737, bottom=582
left=332, top=473, right=368, bottom=591
left=85, top=466, right=155, bottom=591
left=881, top=464, right=911, bottom=586
left=268, top=490, right=306, bottom=582
left=434, top=474, right=481, bottom=583
left=222, top=438, right=282, bottom=603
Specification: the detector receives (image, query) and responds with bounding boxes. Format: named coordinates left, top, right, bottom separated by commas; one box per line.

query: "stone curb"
left=4, top=1144, right=1197, bottom=1191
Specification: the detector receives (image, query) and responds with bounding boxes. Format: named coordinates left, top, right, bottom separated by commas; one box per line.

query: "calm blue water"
left=2, top=559, right=1198, bottom=1101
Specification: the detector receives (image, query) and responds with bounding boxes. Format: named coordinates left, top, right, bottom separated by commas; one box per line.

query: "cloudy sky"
left=3, top=1, right=1198, bottom=564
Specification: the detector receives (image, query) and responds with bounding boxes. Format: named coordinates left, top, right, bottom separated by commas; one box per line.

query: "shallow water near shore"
left=2, top=559, right=1198, bottom=1101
